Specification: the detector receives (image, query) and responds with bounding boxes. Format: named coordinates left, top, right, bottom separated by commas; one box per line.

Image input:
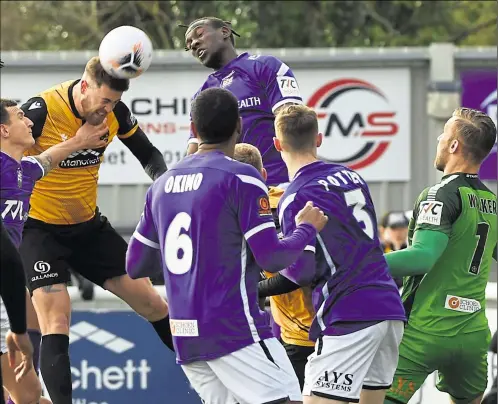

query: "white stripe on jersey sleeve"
left=132, top=231, right=160, bottom=249
left=272, top=98, right=303, bottom=114
left=240, top=240, right=260, bottom=342
left=276, top=62, right=290, bottom=76
left=21, top=156, right=46, bottom=177
left=304, top=245, right=316, bottom=253
left=244, top=221, right=276, bottom=241
left=236, top=174, right=268, bottom=194
left=278, top=192, right=297, bottom=225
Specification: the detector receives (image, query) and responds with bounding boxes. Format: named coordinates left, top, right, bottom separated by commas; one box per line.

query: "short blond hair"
left=451, top=107, right=496, bottom=164
left=275, top=104, right=318, bottom=150
left=233, top=143, right=263, bottom=173
left=84, top=56, right=129, bottom=92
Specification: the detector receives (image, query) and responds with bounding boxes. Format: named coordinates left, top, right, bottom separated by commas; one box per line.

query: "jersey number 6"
left=165, top=212, right=193, bottom=275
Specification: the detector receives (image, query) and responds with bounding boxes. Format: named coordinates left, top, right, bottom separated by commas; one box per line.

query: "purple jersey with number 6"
left=188, top=53, right=303, bottom=186
left=133, top=151, right=281, bottom=364
left=0, top=152, right=44, bottom=248
left=278, top=161, right=406, bottom=341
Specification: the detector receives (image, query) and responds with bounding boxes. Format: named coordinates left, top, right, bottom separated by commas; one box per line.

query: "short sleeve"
left=253, top=55, right=303, bottom=113
left=20, top=97, right=48, bottom=139
left=114, top=101, right=139, bottom=140
left=232, top=166, right=276, bottom=240
left=21, top=156, right=45, bottom=181
left=413, top=185, right=461, bottom=236
left=133, top=186, right=159, bottom=249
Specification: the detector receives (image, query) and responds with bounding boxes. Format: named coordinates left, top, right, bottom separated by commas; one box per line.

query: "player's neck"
left=71, top=83, right=85, bottom=118
left=0, top=144, right=23, bottom=162
left=197, top=143, right=235, bottom=158
left=285, top=153, right=318, bottom=181
left=217, top=49, right=238, bottom=70
left=443, top=158, right=479, bottom=177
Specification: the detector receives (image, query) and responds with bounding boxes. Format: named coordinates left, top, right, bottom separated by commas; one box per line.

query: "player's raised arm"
left=234, top=171, right=327, bottom=273
left=115, top=101, right=168, bottom=180
left=385, top=184, right=459, bottom=278
left=126, top=187, right=163, bottom=280
left=30, top=120, right=109, bottom=176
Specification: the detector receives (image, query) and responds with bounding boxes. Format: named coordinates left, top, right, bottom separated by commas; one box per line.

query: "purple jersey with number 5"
left=188, top=53, right=303, bottom=186
left=133, top=151, right=278, bottom=364
left=1, top=152, right=44, bottom=247
left=278, top=161, right=406, bottom=341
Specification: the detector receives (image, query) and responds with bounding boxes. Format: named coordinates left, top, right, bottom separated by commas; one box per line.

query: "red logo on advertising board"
left=307, top=78, right=399, bottom=170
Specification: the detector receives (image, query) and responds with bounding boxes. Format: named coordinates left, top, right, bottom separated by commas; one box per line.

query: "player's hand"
left=74, top=119, right=109, bottom=149
left=5, top=331, right=34, bottom=382
left=295, top=201, right=328, bottom=232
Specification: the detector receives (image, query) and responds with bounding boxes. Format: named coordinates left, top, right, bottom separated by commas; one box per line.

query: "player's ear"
left=221, top=26, right=231, bottom=40
left=273, top=137, right=283, bottom=152
left=81, top=80, right=88, bottom=94
left=261, top=167, right=268, bottom=182
left=0, top=124, right=8, bottom=138
left=449, top=138, right=459, bottom=154
left=316, top=132, right=323, bottom=148
left=190, top=121, right=199, bottom=139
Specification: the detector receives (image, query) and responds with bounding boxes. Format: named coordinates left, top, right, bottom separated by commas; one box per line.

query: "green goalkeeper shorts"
left=386, top=324, right=491, bottom=403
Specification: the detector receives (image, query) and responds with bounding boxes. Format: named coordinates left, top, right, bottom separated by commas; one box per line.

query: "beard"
left=81, top=98, right=106, bottom=125
left=434, top=151, right=447, bottom=172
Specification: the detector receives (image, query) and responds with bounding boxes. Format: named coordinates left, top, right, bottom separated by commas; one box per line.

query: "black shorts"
left=282, top=341, right=315, bottom=390
left=20, top=209, right=127, bottom=292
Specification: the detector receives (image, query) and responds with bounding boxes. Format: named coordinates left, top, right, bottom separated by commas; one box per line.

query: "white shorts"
left=303, top=320, right=404, bottom=403
left=0, top=297, right=9, bottom=353
left=181, top=337, right=302, bottom=404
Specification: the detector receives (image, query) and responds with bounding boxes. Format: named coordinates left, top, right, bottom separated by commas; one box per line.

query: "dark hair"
left=0, top=99, right=18, bottom=125
left=191, top=88, right=240, bottom=144
left=85, top=57, right=129, bottom=92
left=275, top=104, right=319, bottom=151
left=452, top=107, right=497, bottom=164
left=181, top=17, right=240, bottom=50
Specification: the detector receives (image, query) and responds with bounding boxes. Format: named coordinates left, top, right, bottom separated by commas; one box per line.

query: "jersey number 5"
left=469, top=222, right=489, bottom=276
left=344, top=189, right=375, bottom=239
left=165, top=212, right=193, bottom=275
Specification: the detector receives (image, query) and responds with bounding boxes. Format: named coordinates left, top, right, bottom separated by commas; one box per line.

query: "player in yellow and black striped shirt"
left=19, top=57, right=174, bottom=403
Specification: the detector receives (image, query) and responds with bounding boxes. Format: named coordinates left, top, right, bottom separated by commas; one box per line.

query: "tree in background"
left=1, top=0, right=495, bottom=51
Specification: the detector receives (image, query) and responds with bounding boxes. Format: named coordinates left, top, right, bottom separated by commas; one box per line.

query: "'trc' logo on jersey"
left=307, top=78, right=399, bottom=170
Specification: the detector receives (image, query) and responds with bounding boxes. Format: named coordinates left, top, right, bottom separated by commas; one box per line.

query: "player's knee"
left=12, top=377, right=42, bottom=404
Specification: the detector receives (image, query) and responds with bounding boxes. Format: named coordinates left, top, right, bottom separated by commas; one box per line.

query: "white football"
left=99, top=26, right=153, bottom=79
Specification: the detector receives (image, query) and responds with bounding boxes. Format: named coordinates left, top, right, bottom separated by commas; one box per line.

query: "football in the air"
left=99, top=25, right=153, bottom=79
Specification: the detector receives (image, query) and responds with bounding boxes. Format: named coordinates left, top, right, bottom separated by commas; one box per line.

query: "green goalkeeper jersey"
left=402, top=173, right=497, bottom=336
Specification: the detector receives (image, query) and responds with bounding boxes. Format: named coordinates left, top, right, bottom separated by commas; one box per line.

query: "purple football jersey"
left=278, top=161, right=406, bottom=341
left=134, top=151, right=282, bottom=364
left=188, top=53, right=303, bottom=186
left=0, top=152, right=44, bottom=247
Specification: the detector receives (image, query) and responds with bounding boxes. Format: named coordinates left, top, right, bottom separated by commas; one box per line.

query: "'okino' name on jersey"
left=417, top=201, right=443, bottom=226
left=468, top=194, right=497, bottom=215
left=59, top=148, right=105, bottom=169
left=164, top=173, right=203, bottom=194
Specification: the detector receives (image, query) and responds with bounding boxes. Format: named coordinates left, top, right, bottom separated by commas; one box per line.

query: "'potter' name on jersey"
left=318, top=169, right=365, bottom=191
left=238, top=97, right=261, bottom=109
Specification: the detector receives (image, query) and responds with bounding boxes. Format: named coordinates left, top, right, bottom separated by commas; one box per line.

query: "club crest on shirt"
left=17, top=168, right=22, bottom=188
left=221, top=70, right=235, bottom=88
left=257, top=196, right=272, bottom=217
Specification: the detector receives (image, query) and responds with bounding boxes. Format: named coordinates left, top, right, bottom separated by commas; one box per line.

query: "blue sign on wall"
left=67, top=311, right=202, bottom=404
